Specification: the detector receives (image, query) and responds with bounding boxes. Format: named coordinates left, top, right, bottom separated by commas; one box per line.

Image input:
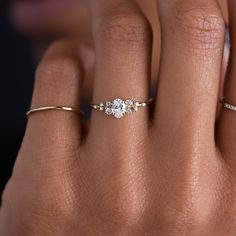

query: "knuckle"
left=36, top=55, right=80, bottom=95
left=157, top=169, right=225, bottom=234
left=170, top=1, right=225, bottom=52
left=161, top=202, right=209, bottom=233
left=98, top=189, right=145, bottom=231
left=96, top=8, right=151, bottom=50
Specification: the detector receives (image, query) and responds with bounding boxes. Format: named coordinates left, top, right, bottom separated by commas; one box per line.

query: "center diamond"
left=112, top=99, right=127, bottom=118
left=105, top=98, right=134, bottom=118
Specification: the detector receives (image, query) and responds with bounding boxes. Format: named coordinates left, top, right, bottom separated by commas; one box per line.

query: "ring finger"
left=87, top=0, right=153, bottom=147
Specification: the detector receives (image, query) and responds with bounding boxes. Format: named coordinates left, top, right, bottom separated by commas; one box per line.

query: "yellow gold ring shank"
left=26, top=106, right=84, bottom=117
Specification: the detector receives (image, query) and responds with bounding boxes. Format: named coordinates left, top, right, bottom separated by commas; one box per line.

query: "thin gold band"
left=26, top=106, right=84, bottom=117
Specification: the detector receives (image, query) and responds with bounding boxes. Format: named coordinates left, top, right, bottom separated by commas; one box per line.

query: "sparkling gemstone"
left=126, top=108, right=132, bottom=114
left=111, top=99, right=127, bottom=118
left=125, top=99, right=133, bottom=113
left=105, top=101, right=111, bottom=106
left=105, top=107, right=113, bottom=115
left=125, top=99, right=133, bottom=106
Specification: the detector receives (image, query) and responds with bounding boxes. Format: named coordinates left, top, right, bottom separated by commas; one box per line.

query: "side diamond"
left=105, top=107, right=113, bottom=115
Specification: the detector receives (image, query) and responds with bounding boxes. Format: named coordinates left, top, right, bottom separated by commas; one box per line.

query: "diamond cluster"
left=223, top=103, right=236, bottom=111
left=101, top=98, right=138, bottom=119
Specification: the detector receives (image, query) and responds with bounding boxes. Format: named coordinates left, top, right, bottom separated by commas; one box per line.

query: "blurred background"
left=0, top=0, right=35, bottom=197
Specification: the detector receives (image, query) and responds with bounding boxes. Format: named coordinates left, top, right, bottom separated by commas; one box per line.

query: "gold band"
left=26, top=106, right=84, bottom=117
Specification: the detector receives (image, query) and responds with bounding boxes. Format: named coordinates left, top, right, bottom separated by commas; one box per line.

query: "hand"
left=1, top=0, right=236, bottom=235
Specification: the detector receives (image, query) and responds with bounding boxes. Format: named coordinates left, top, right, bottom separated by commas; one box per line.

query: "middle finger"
left=154, top=0, right=225, bottom=148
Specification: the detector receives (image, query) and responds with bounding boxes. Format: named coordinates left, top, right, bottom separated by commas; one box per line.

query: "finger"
left=137, top=0, right=161, bottom=84
left=154, top=0, right=225, bottom=148
left=217, top=0, right=236, bottom=161
left=20, top=40, right=83, bottom=163
left=217, top=0, right=229, bottom=23
left=87, top=0, right=152, bottom=144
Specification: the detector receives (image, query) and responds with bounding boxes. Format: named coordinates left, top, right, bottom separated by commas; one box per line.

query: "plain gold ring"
left=26, top=106, right=84, bottom=117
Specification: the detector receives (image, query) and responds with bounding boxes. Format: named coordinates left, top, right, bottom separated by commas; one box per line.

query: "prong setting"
left=91, top=98, right=152, bottom=119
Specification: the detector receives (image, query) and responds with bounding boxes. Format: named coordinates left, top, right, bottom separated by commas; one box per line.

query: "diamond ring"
left=221, top=100, right=236, bottom=112
left=91, top=98, right=153, bottom=119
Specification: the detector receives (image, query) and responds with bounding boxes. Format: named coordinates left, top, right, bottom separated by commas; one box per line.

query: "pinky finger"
left=217, top=0, right=236, bottom=165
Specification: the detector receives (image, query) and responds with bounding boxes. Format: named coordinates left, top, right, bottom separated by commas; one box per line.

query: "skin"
left=1, top=0, right=236, bottom=235
left=9, top=0, right=229, bottom=102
